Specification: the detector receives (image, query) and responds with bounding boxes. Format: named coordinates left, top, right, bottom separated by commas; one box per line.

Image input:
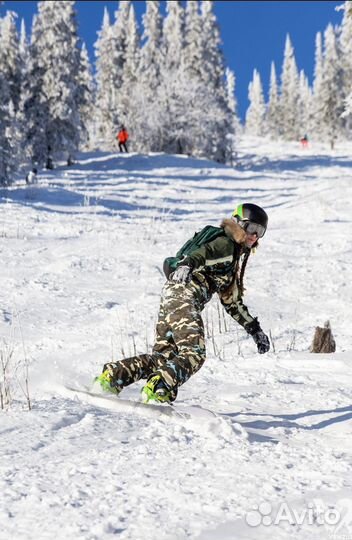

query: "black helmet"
left=232, top=203, right=268, bottom=238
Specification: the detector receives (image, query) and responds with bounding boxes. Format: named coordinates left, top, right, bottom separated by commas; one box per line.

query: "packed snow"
left=0, top=137, right=352, bottom=540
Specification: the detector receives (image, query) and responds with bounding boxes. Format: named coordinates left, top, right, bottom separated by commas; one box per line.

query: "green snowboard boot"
left=141, top=374, right=172, bottom=404
left=93, top=367, right=120, bottom=396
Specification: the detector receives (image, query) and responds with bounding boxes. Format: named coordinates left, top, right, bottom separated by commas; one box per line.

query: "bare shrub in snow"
left=310, top=320, right=336, bottom=353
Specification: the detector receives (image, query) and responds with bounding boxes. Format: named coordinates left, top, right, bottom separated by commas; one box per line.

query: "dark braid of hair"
left=238, top=250, right=251, bottom=297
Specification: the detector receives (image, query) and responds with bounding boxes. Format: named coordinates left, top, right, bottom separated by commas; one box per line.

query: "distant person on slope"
left=300, top=134, right=309, bottom=148
left=95, top=203, right=270, bottom=403
left=26, top=167, right=38, bottom=185
left=116, top=126, right=129, bottom=153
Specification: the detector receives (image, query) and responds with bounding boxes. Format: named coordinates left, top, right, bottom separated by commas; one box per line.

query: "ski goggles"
left=238, top=219, right=266, bottom=238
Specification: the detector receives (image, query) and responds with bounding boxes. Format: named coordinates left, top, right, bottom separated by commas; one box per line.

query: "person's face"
left=244, top=231, right=258, bottom=248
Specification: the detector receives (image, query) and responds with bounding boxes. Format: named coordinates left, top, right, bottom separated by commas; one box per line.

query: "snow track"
left=1, top=138, right=352, bottom=539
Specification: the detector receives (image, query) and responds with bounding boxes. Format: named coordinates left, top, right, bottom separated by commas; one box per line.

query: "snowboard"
left=58, top=385, right=263, bottom=441
left=60, top=383, right=218, bottom=421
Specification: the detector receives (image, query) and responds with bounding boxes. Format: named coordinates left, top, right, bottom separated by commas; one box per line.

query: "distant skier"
left=300, top=134, right=309, bottom=148
left=26, top=167, right=38, bottom=185
left=95, top=203, right=270, bottom=403
left=116, top=126, right=129, bottom=153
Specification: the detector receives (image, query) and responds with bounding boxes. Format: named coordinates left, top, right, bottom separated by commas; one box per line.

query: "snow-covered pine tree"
left=0, top=66, right=14, bottom=184
left=112, top=0, right=130, bottom=86
left=167, top=0, right=208, bottom=156
left=0, top=10, right=22, bottom=182
left=21, top=13, right=50, bottom=167
left=225, top=68, right=236, bottom=115
left=139, top=0, right=162, bottom=88
left=8, top=18, right=29, bottom=174
left=339, top=1, right=352, bottom=135
left=19, top=18, right=28, bottom=62
left=0, top=101, right=17, bottom=185
left=112, top=0, right=131, bottom=126
left=77, top=43, right=95, bottom=150
left=311, top=31, right=325, bottom=139
left=298, top=70, right=312, bottom=140
left=44, top=0, right=82, bottom=164
left=6, top=99, right=22, bottom=176
left=266, top=61, right=281, bottom=139
left=343, top=91, right=352, bottom=118
left=94, top=1, right=130, bottom=149
left=156, top=0, right=186, bottom=154
left=199, top=0, right=224, bottom=89
left=18, top=17, right=29, bottom=98
left=0, top=10, right=22, bottom=113
left=183, top=0, right=203, bottom=80
left=126, top=0, right=163, bottom=153
left=124, top=5, right=140, bottom=87
left=117, top=4, right=140, bottom=137
left=245, top=69, right=266, bottom=136
left=152, top=0, right=233, bottom=162
left=225, top=67, right=240, bottom=162
left=138, top=0, right=162, bottom=83
left=23, top=1, right=83, bottom=167
left=225, top=67, right=240, bottom=132
left=159, top=0, right=209, bottom=157
left=279, top=35, right=300, bottom=140
left=161, top=0, right=184, bottom=74
left=320, top=24, right=344, bottom=149
left=193, top=0, right=234, bottom=162
left=94, top=8, right=117, bottom=148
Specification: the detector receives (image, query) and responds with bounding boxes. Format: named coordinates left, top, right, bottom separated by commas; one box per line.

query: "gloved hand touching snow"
left=252, top=330, right=270, bottom=354
left=169, top=265, right=192, bottom=284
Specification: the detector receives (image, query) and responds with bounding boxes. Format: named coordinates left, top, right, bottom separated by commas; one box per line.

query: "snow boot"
left=141, top=374, right=172, bottom=404
left=93, top=367, right=121, bottom=396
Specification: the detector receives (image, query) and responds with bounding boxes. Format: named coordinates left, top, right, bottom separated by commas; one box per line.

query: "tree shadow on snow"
left=0, top=184, right=201, bottom=218
left=73, top=151, right=226, bottom=172
left=236, top=152, right=352, bottom=173
left=224, top=404, right=352, bottom=442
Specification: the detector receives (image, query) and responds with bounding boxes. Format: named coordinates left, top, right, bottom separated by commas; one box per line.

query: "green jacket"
left=181, top=219, right=260, bottom=335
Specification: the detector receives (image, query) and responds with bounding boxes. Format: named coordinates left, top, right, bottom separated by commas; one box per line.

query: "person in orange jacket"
left=116, top=126, right=129, bottom=153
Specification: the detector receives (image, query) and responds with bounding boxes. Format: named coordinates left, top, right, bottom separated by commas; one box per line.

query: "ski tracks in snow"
left=1, top=141, right=352, bottom=539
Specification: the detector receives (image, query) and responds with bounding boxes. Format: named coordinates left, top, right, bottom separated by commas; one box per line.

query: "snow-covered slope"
left=0, top=137, right=352, bottom=540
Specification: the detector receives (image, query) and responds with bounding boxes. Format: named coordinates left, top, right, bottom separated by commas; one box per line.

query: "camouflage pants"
left=103, top=282, right=206, bottom=400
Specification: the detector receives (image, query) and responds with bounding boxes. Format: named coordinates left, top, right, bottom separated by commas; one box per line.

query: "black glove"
left=252, top=330, right=270, bottom=354
left=169, top=265, right=192, bottom=284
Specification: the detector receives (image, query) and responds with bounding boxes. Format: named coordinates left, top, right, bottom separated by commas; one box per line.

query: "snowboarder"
left=116, top=126, right=129, bottom=153
left=95, top=203, right=270, bottom=403
left=26, top=167, right=38, bottom=185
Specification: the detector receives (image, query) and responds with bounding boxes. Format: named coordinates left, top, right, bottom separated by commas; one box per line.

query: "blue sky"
left=2, top=1, right=342, bottom=120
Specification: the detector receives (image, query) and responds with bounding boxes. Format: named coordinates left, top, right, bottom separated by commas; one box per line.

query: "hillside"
left=0, top=137, right=352, bottom=540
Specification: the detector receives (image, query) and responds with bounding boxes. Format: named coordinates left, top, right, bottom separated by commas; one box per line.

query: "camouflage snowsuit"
left=104, top=219, right=262, bottom=401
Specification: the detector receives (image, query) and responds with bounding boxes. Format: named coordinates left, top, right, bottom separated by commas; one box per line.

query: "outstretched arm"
left=220, top=296, right=270, bottom=354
